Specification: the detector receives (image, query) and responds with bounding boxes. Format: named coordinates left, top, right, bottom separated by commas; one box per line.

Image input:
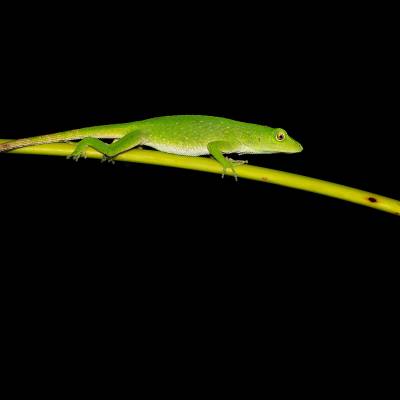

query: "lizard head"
left=260, top=128, right=303, bottom=154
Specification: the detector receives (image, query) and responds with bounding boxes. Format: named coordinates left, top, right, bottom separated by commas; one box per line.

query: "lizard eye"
left=276, top=130, right=286, bottom=141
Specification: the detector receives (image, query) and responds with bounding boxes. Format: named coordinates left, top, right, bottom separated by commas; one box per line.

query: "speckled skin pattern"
left=136, top=115, right=302, bottom=155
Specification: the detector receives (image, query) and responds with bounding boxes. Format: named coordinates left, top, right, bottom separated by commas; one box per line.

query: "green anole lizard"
left=0, top=115, right=303, bottom=179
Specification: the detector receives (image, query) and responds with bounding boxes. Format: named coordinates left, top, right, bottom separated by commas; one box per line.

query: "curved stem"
left=1, top=139, right=399, bottom=216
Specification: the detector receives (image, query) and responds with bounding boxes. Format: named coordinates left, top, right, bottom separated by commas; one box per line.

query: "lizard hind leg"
left=67, top=130, right=143, bottom=161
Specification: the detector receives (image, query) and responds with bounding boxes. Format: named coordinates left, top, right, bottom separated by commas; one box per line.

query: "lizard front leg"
left=207, top=140, right=242, bottom=181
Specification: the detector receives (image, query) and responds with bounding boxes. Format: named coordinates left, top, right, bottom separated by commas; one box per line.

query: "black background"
left=0, top=4, right=398, bottom=387
left=1, top=29, right=398, bottom=243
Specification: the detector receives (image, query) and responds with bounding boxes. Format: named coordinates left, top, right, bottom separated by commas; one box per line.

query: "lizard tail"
left=0, top=123, right=133, bottom=153
left=0, top=130, right=86, bottom=152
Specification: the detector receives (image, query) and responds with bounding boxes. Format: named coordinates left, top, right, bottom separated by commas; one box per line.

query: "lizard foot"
left=67, top=151, right=86, bottom=161
left=101, top=155, right=115, bottom=165
left=226, top=157, right=248, bottom=166
left=221, top=166, right=238, bottom=182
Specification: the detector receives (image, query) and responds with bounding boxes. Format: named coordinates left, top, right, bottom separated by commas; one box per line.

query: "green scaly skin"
left=0, top=115, right=303, bottom=179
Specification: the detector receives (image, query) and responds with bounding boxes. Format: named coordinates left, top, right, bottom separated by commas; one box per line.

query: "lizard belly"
left=147, top=142, right=209, bottom=156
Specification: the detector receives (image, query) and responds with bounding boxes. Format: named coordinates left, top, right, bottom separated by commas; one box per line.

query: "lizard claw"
left=227, top=157, right=248, bottom=165
left=101, top=155, right=115, bottom=164
left=220, top=166, right=238, bottom=181
left=67, top=151, right=85, bottom=161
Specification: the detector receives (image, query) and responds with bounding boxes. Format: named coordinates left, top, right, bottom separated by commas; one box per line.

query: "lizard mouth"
left=285, top=141, right=303, bottom=153
left=295, top=143, right=303, bottom=152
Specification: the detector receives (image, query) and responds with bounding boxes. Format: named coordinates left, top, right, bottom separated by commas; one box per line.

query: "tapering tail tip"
left=0, top=142, right=14, bottom=153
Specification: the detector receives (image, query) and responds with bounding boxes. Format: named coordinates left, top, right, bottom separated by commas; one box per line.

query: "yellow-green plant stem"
left=1, top=139, right=399, bottom=216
